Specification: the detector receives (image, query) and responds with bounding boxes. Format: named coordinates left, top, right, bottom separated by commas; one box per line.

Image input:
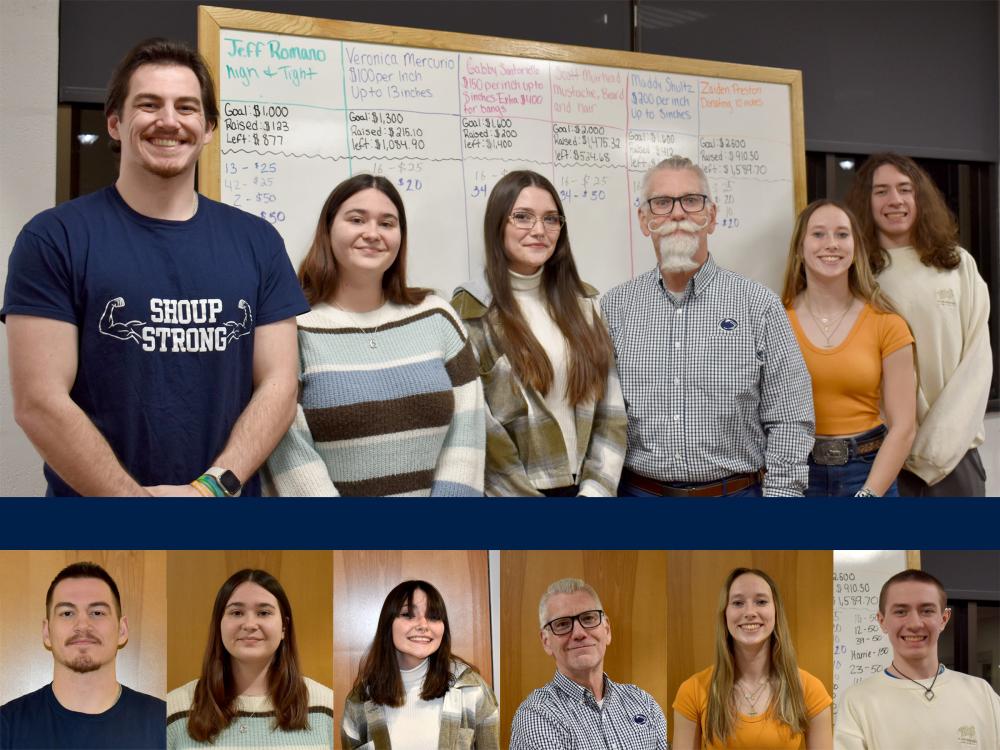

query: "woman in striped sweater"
left=266, top=174, right=485, bottom=496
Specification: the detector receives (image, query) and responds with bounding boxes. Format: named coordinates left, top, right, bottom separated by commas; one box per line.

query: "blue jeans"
left=805, top=452, right=899, bottom=497
left=618, top=479, right=763, bottom=498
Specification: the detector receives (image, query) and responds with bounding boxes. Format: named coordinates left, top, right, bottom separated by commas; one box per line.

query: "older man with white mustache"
left=600, top=156, right=814, bottom=497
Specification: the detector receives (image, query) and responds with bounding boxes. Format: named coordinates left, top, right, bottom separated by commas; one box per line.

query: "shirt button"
left=674, top=341, right=681, bottom=349
left=674, top=453, right=682, bottom=460
left=673, top=377, right=680, bottom=385
left=675, top=308, right=683, bottom=315
left=673, top=414, right=680, bottom=421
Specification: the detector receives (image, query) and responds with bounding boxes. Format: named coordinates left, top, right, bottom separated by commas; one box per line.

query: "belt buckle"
left=812, top=439, right=849, bottom=466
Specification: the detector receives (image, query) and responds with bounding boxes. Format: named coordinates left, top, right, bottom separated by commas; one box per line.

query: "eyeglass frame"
left=542, top=609, right=606, bottom=635
left=508, top=210, right=566, bottom=232
left=644, top=193, right=711, bottom=216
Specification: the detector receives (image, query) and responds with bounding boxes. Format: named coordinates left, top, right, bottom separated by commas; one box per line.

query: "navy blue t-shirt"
left=0, top=683, right=165, bottom=749
left=1, top=186, right=309, bottom=495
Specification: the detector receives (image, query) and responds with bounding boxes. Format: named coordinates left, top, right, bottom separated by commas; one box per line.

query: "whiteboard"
left=198, top=6, right=805, bottom=298
left=832, top=550, right=919, bottom=722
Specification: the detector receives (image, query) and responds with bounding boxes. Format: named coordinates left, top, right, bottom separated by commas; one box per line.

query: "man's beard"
left=651, top=218, right=708, bottom=273
left=66, top=655, right=101, bottom=674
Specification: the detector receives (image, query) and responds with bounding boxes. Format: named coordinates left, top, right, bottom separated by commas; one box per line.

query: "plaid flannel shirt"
left=341, top=660, right=499, bottom=750
left=452, top=277, right=626, bottom=497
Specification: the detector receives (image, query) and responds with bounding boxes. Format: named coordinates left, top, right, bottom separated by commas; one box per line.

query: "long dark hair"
left=186, top=569, right=308, bottom=742
left=352, top=580, right=464, bottom=707
left=483, top=170, right=613, bottom=405
left=298, top=174, right=430, bottom=306
left=845, top=152, right=960, bottom=272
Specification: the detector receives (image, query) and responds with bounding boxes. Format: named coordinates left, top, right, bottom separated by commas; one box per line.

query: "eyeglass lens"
left=511, top=211, right=565, bottom=230
left=647, top=194, right=707, bottom=215
left=547, top=609, right=603, bottom=634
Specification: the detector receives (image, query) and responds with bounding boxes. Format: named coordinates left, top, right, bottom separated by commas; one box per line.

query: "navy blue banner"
left=0, top=498, right=997, bottom=549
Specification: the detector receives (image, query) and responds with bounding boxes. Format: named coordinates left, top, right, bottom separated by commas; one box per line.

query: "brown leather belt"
left=811, top=425, right=887, bottom=466
left=621, top=468, right=764, bottom=497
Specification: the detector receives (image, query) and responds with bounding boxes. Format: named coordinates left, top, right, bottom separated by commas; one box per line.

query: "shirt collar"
left=552, top=669, right=612, bottom=705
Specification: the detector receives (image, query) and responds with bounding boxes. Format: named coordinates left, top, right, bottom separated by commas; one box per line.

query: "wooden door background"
left=0, top=550, right=167, bottom=703
left=333, top=550, right=492, bottom=749
left=501, top=551, right=670, bottom=750
left=166, top=550, right=333, bottom=692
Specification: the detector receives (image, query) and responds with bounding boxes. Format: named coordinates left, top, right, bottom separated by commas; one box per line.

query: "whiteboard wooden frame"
left=196, top=4, right=806, bottom=211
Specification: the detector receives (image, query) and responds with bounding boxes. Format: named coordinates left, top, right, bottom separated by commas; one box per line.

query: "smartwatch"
left=206, top=467, right=243, bottom=497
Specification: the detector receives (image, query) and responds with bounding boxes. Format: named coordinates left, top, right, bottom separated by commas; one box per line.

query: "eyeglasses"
left=509, top=211, right=566, bottom=232
left=645, top=194, right=709, bottom=215
left=543, top=609, right=605, bottom=635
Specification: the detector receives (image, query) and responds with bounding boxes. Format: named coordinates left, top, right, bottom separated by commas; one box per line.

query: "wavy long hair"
left=298, top=174, right=430, bottom=306
left=482, top=170, right=613, bottom=405
left=352, top=580, right=472, bottom=706
left=705, top=568, right=808, bottom=746
left=186, top=569, right=308, bottom=742
left=845, top=152, right=960, bottom=272
left=780, top=199, right=896, bottom=314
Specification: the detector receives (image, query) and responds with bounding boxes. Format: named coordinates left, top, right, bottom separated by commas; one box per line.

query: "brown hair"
left=186, top=569, right=309, bottom=743
left=46, top=562, right=122, bottom=619
left=483, top=170, right=613, bottom=405
left=780, top=199, right=896, bottom=314
left=104, top=38, right=219, bottom=155
left=878, top=569, right=948, bottom=614
left=706, top=568, right=809, bottom=745
left=298, top=174, right=430, bottom=306
left=845, top=152, right=960, bottom=272
left=352, top=580, right=468, bottom=706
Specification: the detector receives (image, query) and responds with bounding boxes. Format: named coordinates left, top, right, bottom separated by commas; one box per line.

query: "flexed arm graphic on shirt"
left=98, top=297, right=146, bottom=344
left=225, top=299, right=253, bottom=342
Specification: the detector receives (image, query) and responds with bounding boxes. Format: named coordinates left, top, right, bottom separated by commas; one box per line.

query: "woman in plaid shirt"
left=452, top=170, right=626, bottom=497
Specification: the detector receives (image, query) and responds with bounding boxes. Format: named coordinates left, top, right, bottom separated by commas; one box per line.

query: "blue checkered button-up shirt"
left=600, top=257, right=814, bottom=496
left=510, top=670, right=667, bottom=750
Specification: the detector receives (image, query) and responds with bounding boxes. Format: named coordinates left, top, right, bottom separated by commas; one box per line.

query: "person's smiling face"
left=392, top=588, right=445, bottom=669
left=43, top=577, right=127, bottom=674
left=540, top=590, right=611, bottom=681
left=220, top=581, right=284, bottom=667
left=725, top=573, right=776, bottom=648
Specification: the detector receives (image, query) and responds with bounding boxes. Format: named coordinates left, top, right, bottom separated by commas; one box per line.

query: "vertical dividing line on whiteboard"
left=548, top=61, right=555, bottom=182
left=340, top=41, right=353, bottom=176
left=625, top=71, right=634, bottom=279
left=457, top=52, right=471, bottom=279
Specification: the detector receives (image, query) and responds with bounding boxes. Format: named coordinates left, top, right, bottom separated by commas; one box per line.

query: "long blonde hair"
left=780, top=199, right=896, bottom=314
left=705, top=568, right=808, bottom=745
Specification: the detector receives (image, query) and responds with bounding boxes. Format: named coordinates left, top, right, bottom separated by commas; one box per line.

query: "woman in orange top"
left=673, top=568, right=832, bottom=750
left=781, top=200, right=915, bottom=497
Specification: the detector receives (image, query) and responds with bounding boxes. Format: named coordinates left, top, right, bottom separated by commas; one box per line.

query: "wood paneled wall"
left=665, top=551, right=833, bottom=744
left=333, top=550, right=492, bottom=750
left=501, top=551, right=670, bottom=750
left=0, top=550, right=167, bottom=703
left=166, top=551, right=333, bottom=692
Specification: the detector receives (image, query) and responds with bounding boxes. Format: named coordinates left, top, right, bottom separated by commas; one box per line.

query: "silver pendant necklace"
left=891, top=661, right=942, bottom=701
left=804, top=292, right=853, bottom=348
left=734, top=677, right=769, bottom=716
left=237, top=701, right=257, bottom=733
left=333, top=300, right=383, bottom=349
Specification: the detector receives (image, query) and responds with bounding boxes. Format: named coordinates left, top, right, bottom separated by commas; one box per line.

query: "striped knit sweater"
left=266, top=295, right=485, bottom=496
left=166, top=676, right=333, bottom=749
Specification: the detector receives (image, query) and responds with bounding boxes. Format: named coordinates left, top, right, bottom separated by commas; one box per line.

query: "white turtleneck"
left=509, top=268, right=579, bottom=469
left=384, top=658, right=443, bottom=750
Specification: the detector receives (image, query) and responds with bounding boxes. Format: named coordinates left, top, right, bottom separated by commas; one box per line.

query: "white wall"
left=0, top=0, right=58, bottom=496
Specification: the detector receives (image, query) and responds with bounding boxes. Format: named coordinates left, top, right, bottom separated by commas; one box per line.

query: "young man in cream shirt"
left=835, top=570, right=999, bottom=750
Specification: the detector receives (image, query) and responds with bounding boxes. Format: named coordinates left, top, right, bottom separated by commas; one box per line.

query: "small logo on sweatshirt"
left=957, top=725, right=978, bottom=746
left=936, top=288, right=956, bottom=306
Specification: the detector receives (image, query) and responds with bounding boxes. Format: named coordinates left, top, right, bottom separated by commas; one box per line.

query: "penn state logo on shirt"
left=98, top=296, right=253, bottom=353
left=633, top=714, right=648, bottom=725
left=719, top=318, right=738, bottom=331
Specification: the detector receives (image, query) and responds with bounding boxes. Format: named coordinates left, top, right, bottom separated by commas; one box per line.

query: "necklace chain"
left=804, top=292, right=854, bottom=348
left=891, top=661, right=942, bottom=701
left=733, top=676, right=769, bottom=716
left=333, top=300, right=383, bottom=349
